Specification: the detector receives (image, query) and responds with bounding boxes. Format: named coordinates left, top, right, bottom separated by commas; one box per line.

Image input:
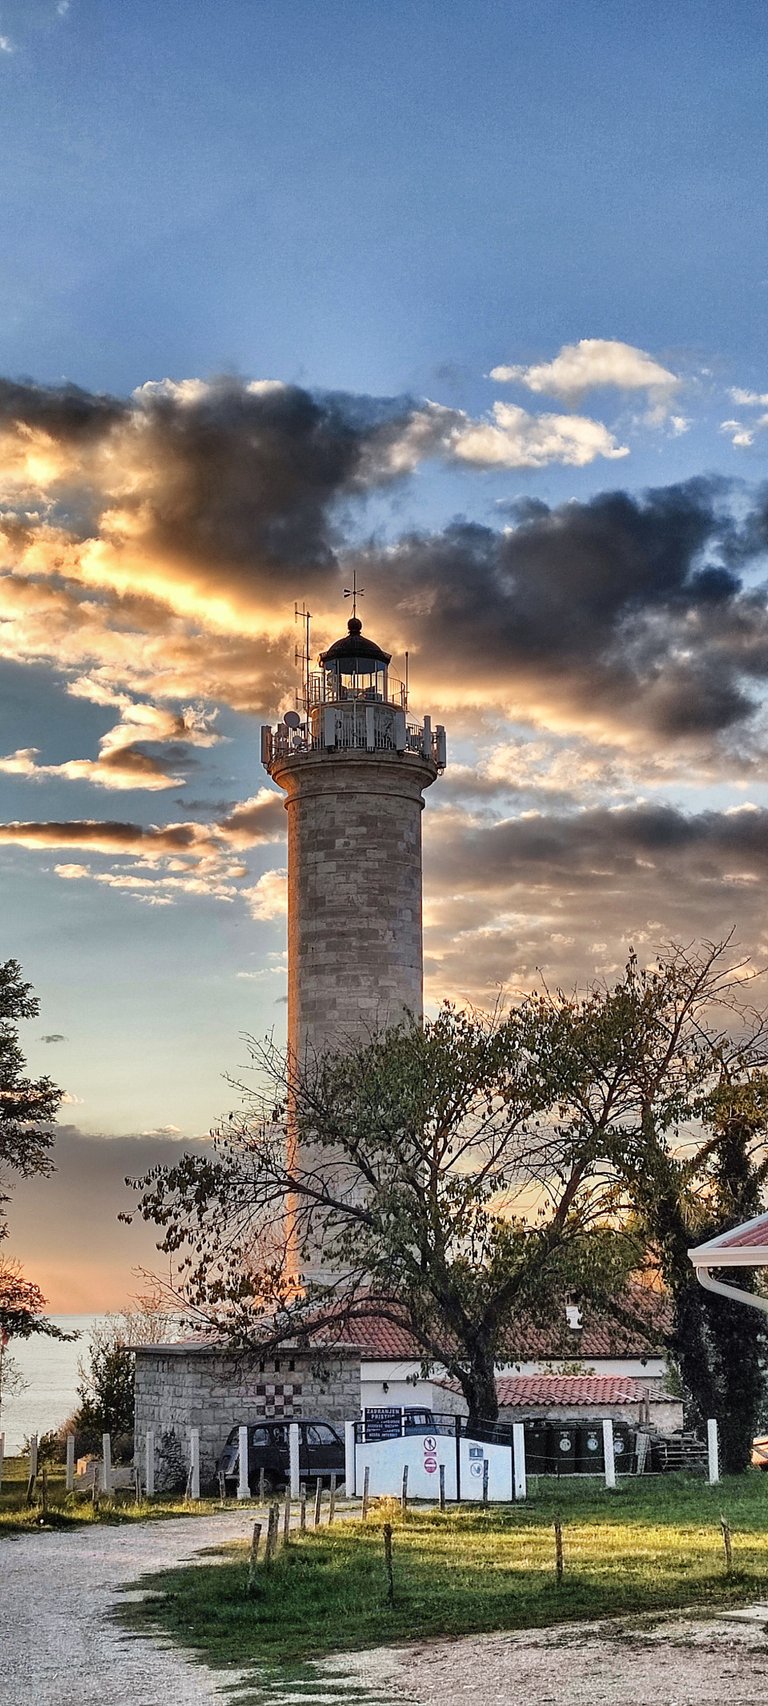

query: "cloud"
left=448, top=402, right=628, bottom=469
left=244, top=866, right=288, bottom=920
left=730, top=388, right=768, bottom=407
left=490, top=339, right=680, bottom=406
left=0, top=700, right=221, bottom=792
left=356, top=477, right=768, bottom=759
left=7, top=1125, right=210, bottom=1312
left=422, top=800, right=768, bottom=1001
left=721, top=414, right=768, bottom=448
left=0, top=36, right=14, bottom=54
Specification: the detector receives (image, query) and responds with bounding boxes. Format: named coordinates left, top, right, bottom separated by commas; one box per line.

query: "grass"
left=120, top=1473, right=768, bottom=1691
left=0, top=1453, right=261, bottom=1533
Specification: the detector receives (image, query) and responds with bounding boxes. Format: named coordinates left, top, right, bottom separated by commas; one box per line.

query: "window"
left=306, top=1425, right=340, bottom=1446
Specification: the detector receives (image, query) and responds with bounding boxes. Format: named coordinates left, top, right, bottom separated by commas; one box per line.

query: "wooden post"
left=482, top=1458, right=489, bottom=1505
left=401, top=1464, right=408, bottom=1514
left=720, top=1513, right=733, bottom=1575
left=554, top=1517, right=564, bottom=1586
left=133, top=1465, right=141, bottom=1503
left=217, top=1470, right=226, bottom=1504
left=145, top=1431, right=155, bottom=1498
left=383, top=1522, right=395, bottom=1606
left=258, top=1466, right=266, bottom=1503
left=328, top=1472, right=337, bottom=1525
left=264, top=1501, right=279, bottom=1564
left=313, top=1476, right=322, bottom=1528
left=41, top=1465, right=49, bottom=1519
left=300, top=1491, right=307, bottom=1531
left=0, top=1430, right=4, bottom=1492
left=707, top=1418, right=720, bottom=1485
left=91, top=1476, right=99, bottom=1512
left=361, top=1465, right=370, bottom=1521
left=438, top=1462, right=446, bottom=1511
left=283, top=1490, right=291, bottom=1544
left=101, top=1433, right=112, bottom=1495
left=247, top=1520, right=262, bottom=1593
left=65, top=1433, right=75, bottom=1494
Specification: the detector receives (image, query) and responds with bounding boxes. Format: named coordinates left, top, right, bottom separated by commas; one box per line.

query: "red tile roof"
left=705, top=1216, right=768, bottom=1251
left=493, top=1374, right=650, bottom=1409
left=339, top=1293, right=669, bottom=1361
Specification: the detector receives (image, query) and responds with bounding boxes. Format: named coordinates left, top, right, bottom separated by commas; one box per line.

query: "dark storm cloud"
left=363, top=479, right=768, bottom=743
left=7, top=1125, right=210, bottom=1310
left=428, top=801, right=768, bottom=891
left=423, top=802, right=768, bottom=999
left=0, top=377, right=125, bottom=440
left=0, top=372, right=431, bottom=592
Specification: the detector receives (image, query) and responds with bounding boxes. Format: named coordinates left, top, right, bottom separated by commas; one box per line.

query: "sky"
left=3, top=0, right=768, bottom=1307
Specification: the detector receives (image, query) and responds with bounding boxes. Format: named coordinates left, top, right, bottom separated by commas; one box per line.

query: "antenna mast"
left=294, top=603, right=311, bottom=712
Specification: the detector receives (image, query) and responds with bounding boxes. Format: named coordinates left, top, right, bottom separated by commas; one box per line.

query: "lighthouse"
left=261, top=610, right=446, bottom=1070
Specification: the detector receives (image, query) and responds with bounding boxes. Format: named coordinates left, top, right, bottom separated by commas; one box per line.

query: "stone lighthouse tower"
left=261, top=610, right=446, bottom=1071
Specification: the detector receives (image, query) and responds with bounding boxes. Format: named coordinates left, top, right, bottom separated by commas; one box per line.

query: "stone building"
left=134, top=1340, right=361, bottom=1484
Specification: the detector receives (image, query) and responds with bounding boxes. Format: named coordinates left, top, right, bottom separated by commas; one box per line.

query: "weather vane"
left=343, top=570, right=364, bottom=619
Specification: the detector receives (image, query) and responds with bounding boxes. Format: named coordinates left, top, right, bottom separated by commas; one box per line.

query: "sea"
left=1, top=1315, right=107, bottom=1454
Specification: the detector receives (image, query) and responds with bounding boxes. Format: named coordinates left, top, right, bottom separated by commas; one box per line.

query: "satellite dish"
left=283, top=709, right=301, bottom=730
left=291, top=735, right=304, bottom=750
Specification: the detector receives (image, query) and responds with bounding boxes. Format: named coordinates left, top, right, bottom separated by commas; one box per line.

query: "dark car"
left=217, top=1417, right=346, bottom=1492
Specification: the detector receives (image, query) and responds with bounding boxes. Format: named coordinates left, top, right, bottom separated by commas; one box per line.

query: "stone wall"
left=134, top=1345, right=361, bottom=1484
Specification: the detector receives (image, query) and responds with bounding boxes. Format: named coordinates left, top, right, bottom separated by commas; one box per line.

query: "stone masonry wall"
left=273, top=749, right=437, bottom=1059
left=134, top=1347, right=361, bottom=1483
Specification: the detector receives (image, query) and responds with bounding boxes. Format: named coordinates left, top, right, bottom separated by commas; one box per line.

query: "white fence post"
left=101, top=1433, right=112, bottom=1494
left=65, top=1433, right=75, bottom=1492
left=289, top=1422, right=301, bottom=1497
left=344, top=1421, right=356, bottom=1497
left=512, top=1422, right=527, bottom=1501
left=29, top=1433, right=38, bottom=1481
left=237, top=1424, right=251, bottom=1499
left=145, top=1430, right=155, bottom=1497
left=602, top=1419, right=616, bottom=1489
left=189, top=1428, right=201, bottom=1500
left=0, top=1430, right=4, bottom=1491
left=707, top=1418, right=720, bottom=1485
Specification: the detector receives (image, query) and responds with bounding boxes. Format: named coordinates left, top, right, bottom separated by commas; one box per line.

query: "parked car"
left=217, top=1417, right=346, bottom=1492
left=751, top=1435, right=768, bottom=1470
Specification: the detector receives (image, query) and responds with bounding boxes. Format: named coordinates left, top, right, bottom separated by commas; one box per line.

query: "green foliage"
left=0, top=959, right=61, bottom=1246
left=130, top=1003, right=635, bottom=1428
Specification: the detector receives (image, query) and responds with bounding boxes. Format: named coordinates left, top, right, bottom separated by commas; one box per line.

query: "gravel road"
left=0, top=1510, right=254, bottom=1706
left=5, top=1513, right=768, bottom=1706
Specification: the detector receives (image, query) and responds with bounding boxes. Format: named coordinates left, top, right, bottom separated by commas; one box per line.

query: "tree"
left=0, top=961, right=64, bottom=1346
left=0, top=959, right=60, bottom=1239
left=129, top=1005, right=639, bottom=1428
left=69, top=1304, right=177, bottom=1459
left=528, top=943, right=768, bottom=1472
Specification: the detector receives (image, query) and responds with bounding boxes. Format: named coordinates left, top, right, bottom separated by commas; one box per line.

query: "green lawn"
left=121, top=1474, right=768, bottom=1683
left=0, top=1453, right=258, bottom=1532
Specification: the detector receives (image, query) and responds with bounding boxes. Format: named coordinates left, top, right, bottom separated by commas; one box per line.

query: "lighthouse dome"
left=319, top=617, right=391, bottom=667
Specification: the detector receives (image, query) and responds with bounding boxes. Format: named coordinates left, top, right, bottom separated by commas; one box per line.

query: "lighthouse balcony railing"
left=306, top=671, right=408, bottom=711
left=262, top=713, right=446, bottom=769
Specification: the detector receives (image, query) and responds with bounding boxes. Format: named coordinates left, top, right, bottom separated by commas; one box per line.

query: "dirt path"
left=329, top=1612, right=768, bottom=1706
left=0, top=1510, right=254, bottom=1706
